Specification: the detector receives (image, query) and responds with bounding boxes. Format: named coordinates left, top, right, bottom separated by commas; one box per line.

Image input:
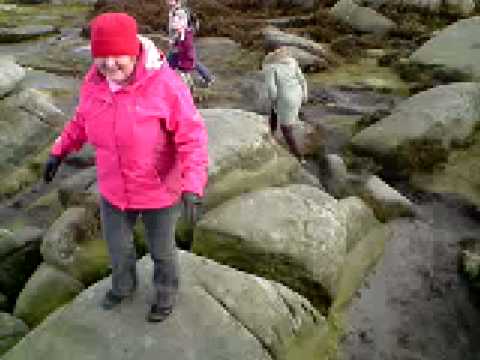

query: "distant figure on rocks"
left=42, top=13, right=208, bottom=323
left=166, top=0, right=215, bottom=87
left=263, top=46, right=308, bottom=162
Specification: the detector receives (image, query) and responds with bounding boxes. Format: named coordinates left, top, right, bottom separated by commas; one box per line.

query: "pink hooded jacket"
left=176, top=29, right=196, bottom=71
left=51, top=39, right=208, bottom=210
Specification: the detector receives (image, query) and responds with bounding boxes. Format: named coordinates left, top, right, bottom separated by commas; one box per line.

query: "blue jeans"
left=167, top=50, right=212, bottom=83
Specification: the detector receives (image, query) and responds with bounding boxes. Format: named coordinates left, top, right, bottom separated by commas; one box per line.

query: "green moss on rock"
left=14, top=263, right=84, bottom=328
left=193, top=228, right=331, bottom=314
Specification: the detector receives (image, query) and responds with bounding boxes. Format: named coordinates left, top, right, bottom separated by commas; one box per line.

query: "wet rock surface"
left=341, top=193, right=480, bottom=360
left=1, top=1, right=480, bottom=359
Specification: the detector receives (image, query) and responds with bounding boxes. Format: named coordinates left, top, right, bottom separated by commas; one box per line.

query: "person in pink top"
left=42, top=12, right=208, bottom=322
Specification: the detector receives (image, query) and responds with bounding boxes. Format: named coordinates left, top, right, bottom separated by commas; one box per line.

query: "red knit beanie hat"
left=90, top=12, right=140, bottom=58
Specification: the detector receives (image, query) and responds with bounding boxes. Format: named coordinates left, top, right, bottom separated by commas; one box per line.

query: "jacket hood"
left=263, top=48, right=298, bottom=67
left=85, top=35, right=166, bottom=89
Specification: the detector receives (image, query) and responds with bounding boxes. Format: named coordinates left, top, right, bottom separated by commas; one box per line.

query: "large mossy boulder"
left=337, top=196, right=380, bottom=251
left=0, top=313, right=28, bottom=357
left=331, top=221, right=389, bottom=314
left=410, top=17, right=480, bottom=81
left=0, top=227, right=44, bottom=305
left=356, top=175, right=415, bottom=222
left=57, top=167, right=98, bottom=211
left=0, top=57, right=25, bottom=98
left=13, top=263, right=84, bottom=328
left=15, top=36, right=91, bottom=76
left=351, top=83, right=480, bottom=173
left=41, top=207, right=109, bottom=284
left=4, top=252, right=325, bottom=360
left=193, top=184, right=349, bottom=311
left=193, top=184, right=388, bottom=313
left=0, top=88, right=65, bottom=198
left=201, top=109, right=318, bottom=210
left=237, top=72, right=270, bottom=115
left=330, top=0, right=396, bottom=35
left=411, top=130, right=480, bottom=208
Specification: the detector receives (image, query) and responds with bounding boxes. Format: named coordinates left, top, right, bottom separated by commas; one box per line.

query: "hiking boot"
left=146, top=304, right=173, bottom=323
left=101, top=290, right=133, bottom=310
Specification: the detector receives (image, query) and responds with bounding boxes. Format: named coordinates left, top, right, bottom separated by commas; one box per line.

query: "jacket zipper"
left=112, top=92, right=129, bottom=210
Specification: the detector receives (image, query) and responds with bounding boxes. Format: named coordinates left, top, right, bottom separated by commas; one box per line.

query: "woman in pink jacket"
left=43, top=13, right=208, bottom=322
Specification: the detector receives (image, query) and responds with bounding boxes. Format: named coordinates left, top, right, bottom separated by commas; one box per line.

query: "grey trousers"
left=100, top=197, right=181, bottom=308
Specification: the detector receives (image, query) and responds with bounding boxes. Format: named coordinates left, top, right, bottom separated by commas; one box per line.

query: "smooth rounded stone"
left=0, top=88, right=64, bottom=175
left=237, top=72, right=270, bottom=115
left=40, top=207, right=108, bottom=284
left=307, top=86, right=400, bottom=116
left=411, top=17, right=480, bottom=81
left=0, top=57, right=25, bottom=98
left=0, top=25, right=57, bottom=43
left=359, top=175, right=415, bottom=222
left=20, top=68, right=81, bottom=115
left=3, top=87, right=65, bottom=127
left=15, top=36, right=91, bottom=76
left=330, top=0, right=396, bottom=35
left=4, top=252, right=325, bottom=360
left=0, top=227, right=44, bottom=303
left=14, top=263, right=84, bottom=328
left=200, top=109, right=311, bottom=210
left=351, top=83, right=480, bottom=169
left=337, top=196, right=380, bottom=251
left=262, top=26, right=333, bottom=60
left=273, top=121, right=325, bottom=157
left=410, top=131, right=480, bottom=208
left=0, top=313, right=28, bottom=357
left=177, top=109, right=320, bottom=247
left=58, top=167, right=98, bottom=210
left=322, top=154, right=349, bottom=198
left=193, top=184, right=348, bottom=308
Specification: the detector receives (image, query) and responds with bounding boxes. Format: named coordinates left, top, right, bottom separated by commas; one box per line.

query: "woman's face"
left=94, top=55, right=137, bottom=84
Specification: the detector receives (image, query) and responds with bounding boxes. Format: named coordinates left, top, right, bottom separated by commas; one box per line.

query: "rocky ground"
left=0, top=1, right=480, bottom=359
left=340, top=190, right=480, bottom=360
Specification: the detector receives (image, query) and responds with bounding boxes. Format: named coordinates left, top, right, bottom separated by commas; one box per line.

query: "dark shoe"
left=101, top=290, right=132, bottom=310
left=147, top=304, right=173, bottom=323
left=204, top=75, right=215, bottom=88
left=269, top=108, right=278, bottom=135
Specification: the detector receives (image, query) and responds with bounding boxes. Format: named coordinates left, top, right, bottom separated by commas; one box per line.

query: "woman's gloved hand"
left=43, top=155, right=62, bottom=183
left=182, top=192, right=202, bottom=226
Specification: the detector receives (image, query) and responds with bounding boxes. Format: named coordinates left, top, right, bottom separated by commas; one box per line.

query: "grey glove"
left=182, top=192, right=202, bottom=226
